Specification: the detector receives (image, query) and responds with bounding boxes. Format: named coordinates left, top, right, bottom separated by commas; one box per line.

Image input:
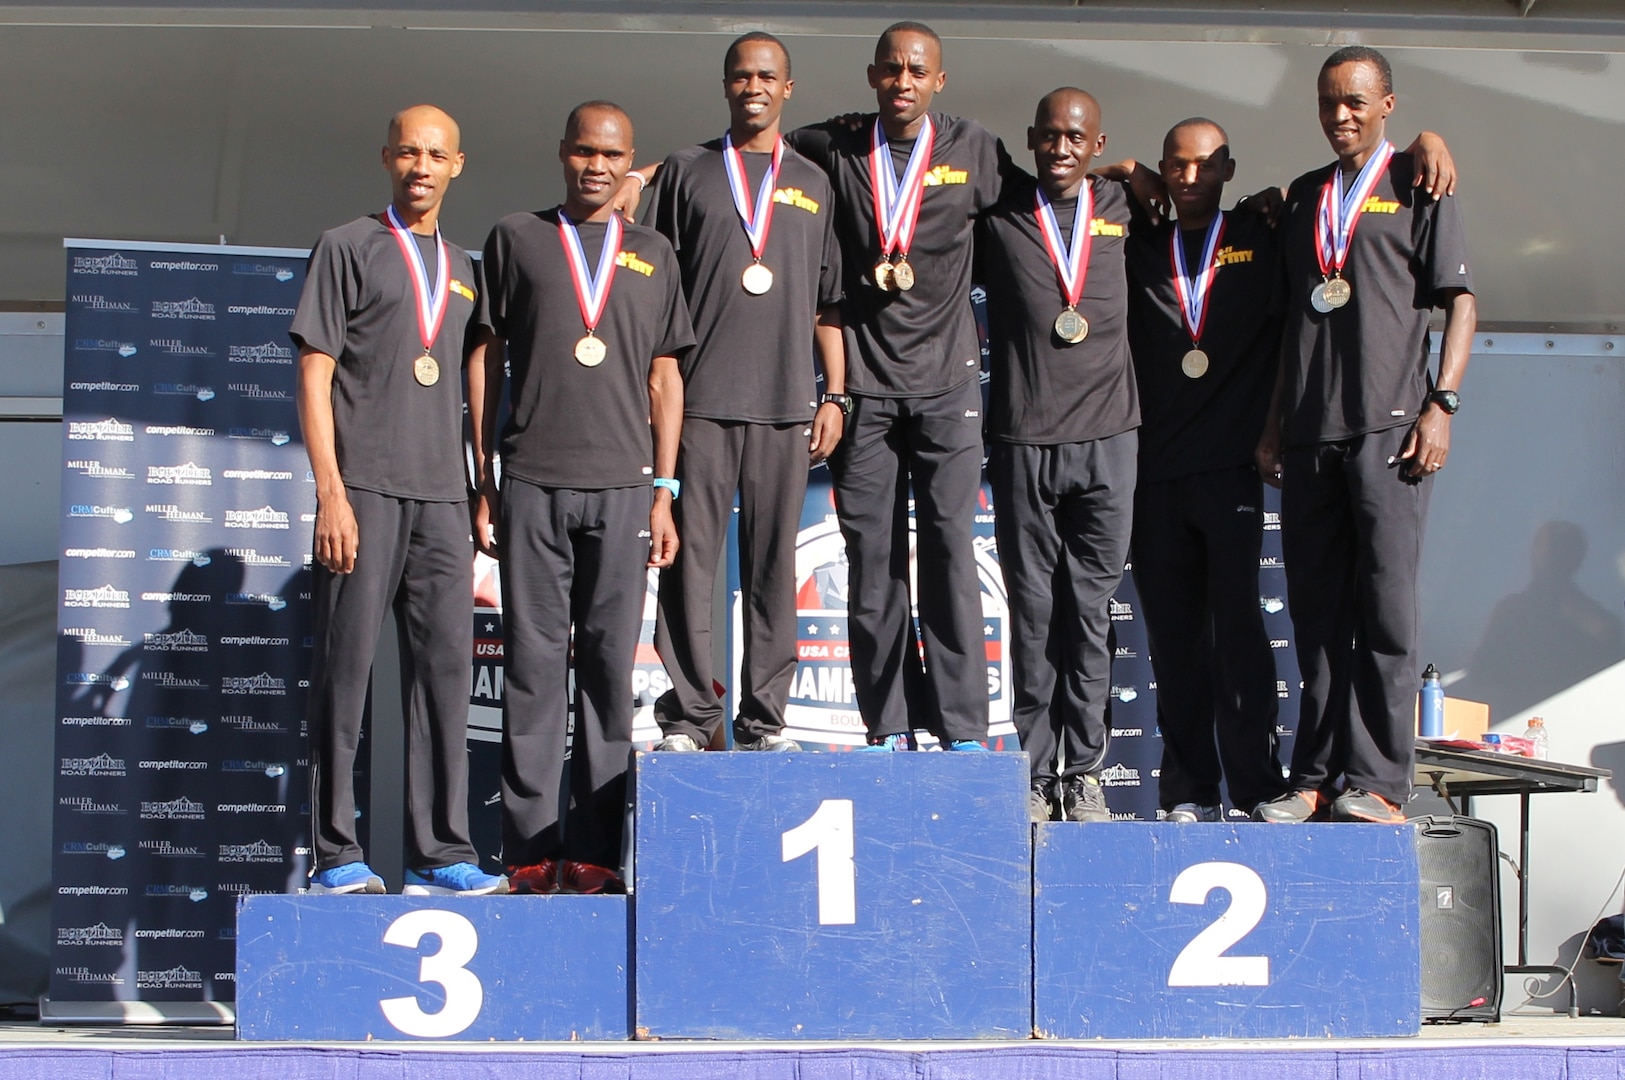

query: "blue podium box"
left=634, top=751, right=1032, bottom=1039
left=235, top=895, right=628, bottom=1041
left=1035, top=823, right=1420, bottom=1039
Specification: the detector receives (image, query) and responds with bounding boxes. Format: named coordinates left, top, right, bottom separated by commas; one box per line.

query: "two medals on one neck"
left=384, top=205, right=450, bottom=386
left=722, top=132, right=783, bottom=296
left=1312, top=139, right=1394, bottom=314
left=1035, top=182, right=1093, bottom=344
left=1170, top=213, right=1227, bottom=378
left=558, top=209, right=623, bottom=367
left=869, top=116, right=935, bottom=293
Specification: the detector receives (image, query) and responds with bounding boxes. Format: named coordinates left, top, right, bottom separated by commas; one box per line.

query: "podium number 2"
left=781, top=799, right=856, bottom=925
left=379, top=910, right=484, bottom=1037
left=1166, top=861, right=1271, bottom=987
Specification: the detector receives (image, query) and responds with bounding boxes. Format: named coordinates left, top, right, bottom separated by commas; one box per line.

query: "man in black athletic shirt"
left=292, top=105, right=504, bottom=896
left=642, top=33, right=848, bottom=755
left=471, top=102, right=694, bottom=892
left=1253, top=47, right=1475, bottom=824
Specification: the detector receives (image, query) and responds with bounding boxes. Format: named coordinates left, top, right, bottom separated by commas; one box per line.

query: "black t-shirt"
left=478, top=208, right=695, bottom=490
left=978, top=175, right=1140, bottom=445
left=1126, top=208, right=1283, bottom=482
left=289, top=215, right=480, bottom=502
left=1278, top=151, right=1474, bottom=447
left=788, top=113, right=1021, bottom=397
left=643, top=139, right=842, bottom=423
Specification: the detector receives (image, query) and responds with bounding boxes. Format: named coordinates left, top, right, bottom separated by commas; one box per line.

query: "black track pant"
left=498, top=479, right=647, bottom=869
left=990, top=430, right=1137, bottom=785
left=307, top=489, right=475, bottom=873
left=654, top=418, right=809, bottom=745
left=825, top=380, right=989, bottom=743
left=1131, top=465, right=1286, bottom=813
left=1280, top=428, right=1431, bottom=806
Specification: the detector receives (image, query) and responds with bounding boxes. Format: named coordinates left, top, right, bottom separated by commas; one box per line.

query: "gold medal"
left=1322, top=276, right=1352, bottom=308
left=413, top=354, right=440, bottom=386
left=873, top=259, right=895, bottom=292
left=1054, top=307, right=1089, bottom=344
left=574, top=334, right=607, bottom=368
left=890, top=257, right=916, bottom=292
left=741, top=262, right=774, bottom=295
left=1181, top=349, right=1210, bottom=379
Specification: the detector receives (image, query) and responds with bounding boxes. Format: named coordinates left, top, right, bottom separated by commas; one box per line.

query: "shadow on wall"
left=1456, top=521, right=1625, bottom=723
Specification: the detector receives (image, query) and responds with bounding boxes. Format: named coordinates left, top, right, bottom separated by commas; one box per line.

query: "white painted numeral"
left=1166, top=861, right=1271, bottom=987
left=781, top=798, right=856, bottom=925
left=379, top=909, right=484, bottom=1037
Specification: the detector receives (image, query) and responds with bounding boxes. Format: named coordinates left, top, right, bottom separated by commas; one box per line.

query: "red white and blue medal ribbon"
left=384, top=204, right=450, bottom=354
left=558, top=210, right=623, bottom=335
left=869, top=115, right=935, bottom=259
left=722, top=132, right=783, bottom=261
left=1035, top=182, right=1094, bottom=309
left=1315, top=139, right=1394, bottom=279
left=1170, top=212, right=1227, bottom=346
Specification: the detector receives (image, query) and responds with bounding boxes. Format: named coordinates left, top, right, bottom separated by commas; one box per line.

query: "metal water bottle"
left=1420, top=663, right=1444, bottom=738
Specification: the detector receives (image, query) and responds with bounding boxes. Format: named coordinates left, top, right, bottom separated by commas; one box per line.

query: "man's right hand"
left=313, top=491, right=360, bottom=573
left=472, top=478, right=501, bottom=560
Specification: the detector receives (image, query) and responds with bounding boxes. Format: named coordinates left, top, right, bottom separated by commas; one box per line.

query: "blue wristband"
left=653, top=477, right=681, bottom=500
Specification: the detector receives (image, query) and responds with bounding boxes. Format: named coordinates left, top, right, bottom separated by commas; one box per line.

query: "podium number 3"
left=782, top=799, right=856, bottom=925
left=1166, top=861, right=1271, bottom=987
left=379, top=910, right=484, bottom=1037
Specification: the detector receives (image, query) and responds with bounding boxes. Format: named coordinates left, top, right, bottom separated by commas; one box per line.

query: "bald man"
left=978, top=88, right=1142, bottom=822
left=471, top=102, right=693, bottom=895
left=292, top=105, right=505, bottom=895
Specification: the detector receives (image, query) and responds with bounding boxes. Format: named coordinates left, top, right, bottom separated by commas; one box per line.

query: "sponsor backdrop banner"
left=52, top=240, right=313, bottom=1005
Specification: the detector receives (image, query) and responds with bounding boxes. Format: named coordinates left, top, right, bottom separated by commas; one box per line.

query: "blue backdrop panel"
left=1035, top=823, right=1420, bottom=1040
left=634, top=752, right=1032, bottom=1040
left=235, top=895, right=629, bottom=1041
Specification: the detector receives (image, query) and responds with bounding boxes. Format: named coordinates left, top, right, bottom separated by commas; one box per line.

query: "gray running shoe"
left=1061, top=774, right=1111, bottom=823
left=1165, top=803, right=1223, bottom=823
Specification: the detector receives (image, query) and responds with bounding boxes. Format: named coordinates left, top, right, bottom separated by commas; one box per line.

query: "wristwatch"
left=819, top=392, right=852, bottom=417
left=1427, top=389, right=1461, bottom=415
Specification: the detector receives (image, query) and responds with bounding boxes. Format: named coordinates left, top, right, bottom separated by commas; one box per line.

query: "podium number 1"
left=1166, top=861, right=1270, bottom=987
left=781, top=799, right=856, bottom=925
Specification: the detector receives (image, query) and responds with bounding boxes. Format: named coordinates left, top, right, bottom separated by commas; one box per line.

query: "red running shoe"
left=560, top=861, right=627, bottom=895
left=506, top=859, right=560, bottom=895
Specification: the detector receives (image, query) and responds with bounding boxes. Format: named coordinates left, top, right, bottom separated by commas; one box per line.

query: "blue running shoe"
left=307, top=861, right=385, bottom=895
left=402, top=862, right=509, bottom=896
left=856, top=733, right=912, bottom=752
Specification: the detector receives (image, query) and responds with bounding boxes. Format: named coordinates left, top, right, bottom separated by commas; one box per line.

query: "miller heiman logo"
left=146, top=462, right=212, bottom=486
left=140, top=796, right=206, bottom=821
left=224, top=505, right=290, bottom=530
left=71, top=252, right=139, bottom=276
left=63, top=584, right=130, bottom=609
left=221, top=673, right=286, bottom=696
left=228, top=341, right=295, bottom=365
left=67, top=418, right=134, bottom=442
left=150, top=297, right=216, bottom=320
left=57, top=922, right=124, bottom=947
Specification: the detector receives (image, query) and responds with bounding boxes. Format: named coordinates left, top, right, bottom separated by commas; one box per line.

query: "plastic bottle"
left=1524, top=716, right=1549, bottom=760
left=1419, top=663, right=1444, bottom=738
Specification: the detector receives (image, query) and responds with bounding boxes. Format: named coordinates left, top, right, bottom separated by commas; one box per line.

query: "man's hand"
left=648, top=492, right=679, bottom=569
left=1406, top=132, right=1457, bottom=199
left=809, top=402, right=845, bottom=464
left=471, top=477, right=501, bottom=560
left=313, top=490, right=360, bottom=573
left=1255, top=416, right=1284, bottom=489
left=1398, top=403, right=1451, bottom=478
left=1237, top=185, right=1288, bottom=227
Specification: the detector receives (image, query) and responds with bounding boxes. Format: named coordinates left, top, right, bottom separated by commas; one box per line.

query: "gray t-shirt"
left=289, top=214, right=481, bottom=502
left=643, top=139, right=842, bottom=424
left=478, top=208, right=696, bottom=490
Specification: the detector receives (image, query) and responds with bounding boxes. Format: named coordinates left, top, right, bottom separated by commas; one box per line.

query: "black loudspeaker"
left=1416, top=814, right=1503, bottom=1022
